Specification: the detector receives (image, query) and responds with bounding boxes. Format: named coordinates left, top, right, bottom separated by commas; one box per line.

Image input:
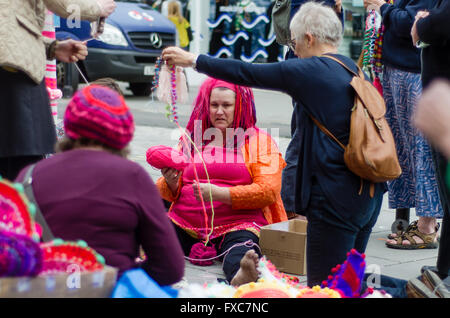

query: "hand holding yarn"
left=54, top=39, right=88, bottom=63
left=192, top=181, right=215, bottom=202
left=162, top=46, right=198, bottom=68
left=162, top=168, right=181, bottom=194
left=192, top=182, right=231, bottom=205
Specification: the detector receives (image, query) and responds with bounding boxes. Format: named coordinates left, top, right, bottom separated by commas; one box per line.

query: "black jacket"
left=416, top=0, right=450, bottom=87
left=380, top=0, right=435, bottom=73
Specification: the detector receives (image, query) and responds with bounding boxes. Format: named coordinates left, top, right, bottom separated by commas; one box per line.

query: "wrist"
left=191, top=54, right=199, bottom=70
left=165, top=179, right=178, bottom=195
left=47, top=40, right=59, bottom=60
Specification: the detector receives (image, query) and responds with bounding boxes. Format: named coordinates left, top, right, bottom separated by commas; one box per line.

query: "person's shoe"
left=406, top=278, right=439, bottom=298
left=386, top=221, right=439, bottom=250
left=421, top=269, right=450, bottom=298
left=421, top=265, right=438, bottom=274
left=420, top=265, right=448, bottom=280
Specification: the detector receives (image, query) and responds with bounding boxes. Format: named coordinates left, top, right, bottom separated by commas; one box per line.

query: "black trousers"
left=431, top=148, right=450, bottom=277
left=173, top=224, right=261, bottom=283
left=0, top=155, right=44, bottom=181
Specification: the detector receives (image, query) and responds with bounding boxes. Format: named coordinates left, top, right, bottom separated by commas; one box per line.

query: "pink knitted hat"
left=64, top=85, right=135, bottom=149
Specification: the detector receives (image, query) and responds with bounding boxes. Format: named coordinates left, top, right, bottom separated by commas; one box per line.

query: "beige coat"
left=0, top=0, right=102, bottom=84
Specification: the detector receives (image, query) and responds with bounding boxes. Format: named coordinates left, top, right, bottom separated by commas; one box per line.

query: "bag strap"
left=308, top=54, right=363, bottom=149
left=309, top=115, right=346, bottom=150
left=322, top=54, right=364, bottom=78
left=22, top=164, right=55, bottom=242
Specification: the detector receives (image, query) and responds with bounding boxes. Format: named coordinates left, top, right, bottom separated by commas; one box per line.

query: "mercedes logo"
left=149, top=33, right=162, bottom=48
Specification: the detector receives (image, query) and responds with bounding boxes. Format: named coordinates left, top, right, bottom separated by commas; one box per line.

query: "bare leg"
left=230, top=249, right=260, bottom=287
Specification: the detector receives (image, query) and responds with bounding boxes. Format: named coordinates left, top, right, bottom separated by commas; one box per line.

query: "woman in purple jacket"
left=15, top=85, right=185, bottom=285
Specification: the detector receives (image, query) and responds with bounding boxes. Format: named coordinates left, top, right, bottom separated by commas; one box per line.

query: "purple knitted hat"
left=64, top=85, right=134, bottom=149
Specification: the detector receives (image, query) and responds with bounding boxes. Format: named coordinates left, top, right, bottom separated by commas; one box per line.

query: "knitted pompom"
left=373, top=77, right=383, bottom=96
left=188, top=242, right=216, bottom=266
left=146, top=145, right=188, bottom=170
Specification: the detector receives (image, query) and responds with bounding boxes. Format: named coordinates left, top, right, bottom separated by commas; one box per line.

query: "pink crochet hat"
left=64, top=85, right=134, bottom=149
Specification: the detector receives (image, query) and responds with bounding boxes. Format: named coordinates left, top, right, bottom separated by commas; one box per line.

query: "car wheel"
left=56, top=61, right=79, bottom=98
left=129, top=82, right=152, bottom=97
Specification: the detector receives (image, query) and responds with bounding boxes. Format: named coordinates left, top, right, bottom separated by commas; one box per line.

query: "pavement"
left=58, top=80, right=441, bottom=290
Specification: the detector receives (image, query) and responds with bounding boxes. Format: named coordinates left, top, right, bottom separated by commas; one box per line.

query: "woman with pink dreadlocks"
left=154, top=77, right=287, bottom=286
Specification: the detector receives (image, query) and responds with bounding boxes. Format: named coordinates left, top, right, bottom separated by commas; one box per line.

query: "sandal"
left=386, top=221, right=440, bottom=250
left=387, top=229, right=404, bottom=240
left=387, top=220, right=416, bottom=240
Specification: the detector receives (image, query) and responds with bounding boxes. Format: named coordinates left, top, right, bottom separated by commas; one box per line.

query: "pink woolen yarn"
left=188, top=242, right=217, bottom=266
left=146, top=145, right=188, bottom=170
left=64, top=85, right=134, bottom=150
left=156, top=65, right=188, bottom=105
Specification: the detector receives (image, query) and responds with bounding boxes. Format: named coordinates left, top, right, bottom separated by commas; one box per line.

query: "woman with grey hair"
left=162, top=1, right=385, bottom=287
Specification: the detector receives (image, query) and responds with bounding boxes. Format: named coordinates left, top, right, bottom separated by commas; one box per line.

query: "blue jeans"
left=361, top=274, right=408, bottom=298
left=305, top=179, right=383, bottom=287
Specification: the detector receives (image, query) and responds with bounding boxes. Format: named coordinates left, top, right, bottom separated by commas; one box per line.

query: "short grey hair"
left=290, top=1, right=342, bottom=47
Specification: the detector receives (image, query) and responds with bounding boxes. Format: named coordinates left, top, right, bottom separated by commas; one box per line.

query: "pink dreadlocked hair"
left=184, top=77, right=257, bottom=145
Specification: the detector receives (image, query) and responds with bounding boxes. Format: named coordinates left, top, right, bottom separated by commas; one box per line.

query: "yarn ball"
left=64, top=85, right=134, bottom=150
left=188, top=242, right=216, bottom=266
left=146, top=145, right=188, bottom=170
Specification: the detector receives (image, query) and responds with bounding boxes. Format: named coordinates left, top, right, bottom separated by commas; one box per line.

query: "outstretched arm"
left=162, top=47, right=292, bottom=94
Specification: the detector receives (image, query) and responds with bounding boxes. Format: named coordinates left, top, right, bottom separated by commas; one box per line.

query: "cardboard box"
left=0, top=266, right=118, bottom=298
left=259, top=219, right=307, bottom=276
